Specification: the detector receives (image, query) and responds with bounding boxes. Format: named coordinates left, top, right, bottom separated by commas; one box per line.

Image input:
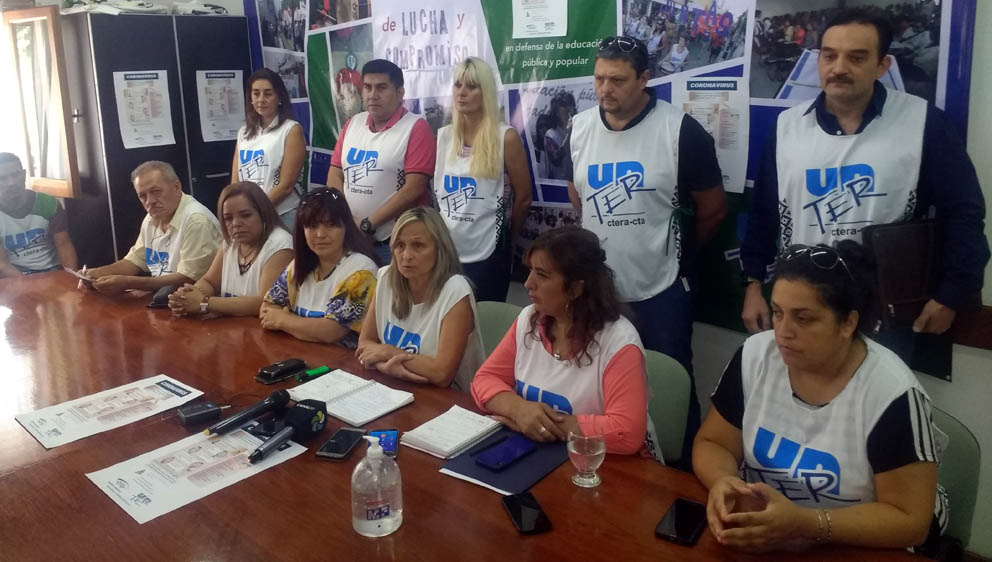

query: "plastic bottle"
left=351, top=435, right=403, bottom=537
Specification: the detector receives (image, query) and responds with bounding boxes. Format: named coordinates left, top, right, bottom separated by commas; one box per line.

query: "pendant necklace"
left=238, top=245, right=258, bottom=275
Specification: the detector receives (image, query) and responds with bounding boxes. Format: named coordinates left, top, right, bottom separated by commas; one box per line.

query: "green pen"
left=296, top=365, right=330, bottom=382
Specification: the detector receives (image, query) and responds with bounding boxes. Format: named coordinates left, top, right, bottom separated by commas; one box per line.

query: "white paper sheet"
left=86, top=424, right=306, bottom=524
left=15, top=374, right=203, bottom=449
left=287, top=369, right=368, bottom=404
left=288, top=369, right=414, bottom=426
left=512, top=0, right=567, bottom=39
left=113, top=70, right=177, bottom=149
left=671, top=76, right=750, bottom=193
left=195, top=70, right=245, bottom=142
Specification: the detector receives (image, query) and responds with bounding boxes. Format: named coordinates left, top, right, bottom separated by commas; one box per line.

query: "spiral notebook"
left=400, top=405, right=502, bottom=459
left=287, top=369, right=413, bottom=426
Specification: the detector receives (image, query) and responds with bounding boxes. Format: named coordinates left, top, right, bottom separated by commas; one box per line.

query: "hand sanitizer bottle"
left=351, top=435, right=403, bottom=537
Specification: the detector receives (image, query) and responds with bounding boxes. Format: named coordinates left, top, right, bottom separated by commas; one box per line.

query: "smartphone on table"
left=502, top=492, right=551, bottom=535
left=654, top=498, right=707, bottom=545
left=474, top=433, right=536, bottom=471
left=367, top=429, right=398, bottom=457
left=315, top=427, right=365, bottom=460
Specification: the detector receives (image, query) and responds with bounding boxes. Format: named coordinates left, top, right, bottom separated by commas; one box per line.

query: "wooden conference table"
left=0, top=273, right=919, bottom=562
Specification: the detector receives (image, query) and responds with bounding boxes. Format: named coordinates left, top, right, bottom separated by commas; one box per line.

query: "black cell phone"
left=255, top=358, right=307, bottom=384
left=147, top=285, right=177, bottom=308
left=367, top=429, right=398, bottom=457
left=502, top=492, right=551, bottom=535
left=315, top=427, right=365, bottom=460
left=475, top=434, right=536, bottom=471
left=655, top=498, right=707, bottom=546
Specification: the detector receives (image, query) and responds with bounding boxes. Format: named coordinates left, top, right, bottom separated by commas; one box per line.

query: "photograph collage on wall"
left=751, top=0, right=945, bottom=104
left=327, top=22, right=374, bottom=131
left=515, top=205, right=582, bottom=262
left=310, top=0, right=373, bottom=30
left=622, top=0, right=752, bottom=84
left=513, top=81, right=597, bottom=185
left=401, top=97, right=453, bottom=137
left=249, top=0, right=975, bottom=376
left=258, top=0, right=311, bottom=100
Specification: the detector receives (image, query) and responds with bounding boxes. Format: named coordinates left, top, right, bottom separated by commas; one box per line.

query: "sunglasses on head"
left=599, top=35, right=646, bottom=55
left=781, top=244, right=854, bottom=281
left=301, top=188, right=341, bottom=206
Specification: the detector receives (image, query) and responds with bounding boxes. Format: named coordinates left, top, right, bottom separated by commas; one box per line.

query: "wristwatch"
left=199, top=297, right=210, bottom=314
left=741, top=276, right=762, bottom=288
left=360, top=218, right=375, bottom=236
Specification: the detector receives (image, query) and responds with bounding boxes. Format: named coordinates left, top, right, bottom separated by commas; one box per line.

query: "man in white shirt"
left=83, top=161, right=221, bottom=295
left=327, top=59, right=436, bottom=264
left=0, top=152, right=78, bottom=277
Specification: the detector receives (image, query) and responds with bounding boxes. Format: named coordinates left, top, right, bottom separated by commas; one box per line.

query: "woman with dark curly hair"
left=471, top=226, right=662, bottom=458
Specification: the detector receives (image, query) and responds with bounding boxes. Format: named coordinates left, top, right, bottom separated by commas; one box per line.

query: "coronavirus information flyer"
left=15, top=374, right=203, bottom=448
left=87, top=425, right=305, bottom=524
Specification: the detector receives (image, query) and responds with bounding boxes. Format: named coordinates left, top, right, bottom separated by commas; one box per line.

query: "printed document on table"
left=15, top=374, right=203, bottom=449
left=86, top=424, right=305, bottom=524
left=113, top=70, right=177, bottom=149
left=195, top=70, right=244, bottom=142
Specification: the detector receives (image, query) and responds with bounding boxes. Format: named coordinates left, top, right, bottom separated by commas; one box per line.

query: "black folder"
left=861, top=220, right=940, bottom=331
left=439, top=427, right=569, bottom=495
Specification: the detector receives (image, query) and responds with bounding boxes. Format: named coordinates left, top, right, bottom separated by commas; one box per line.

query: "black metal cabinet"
left=175, top=15, right=252, bottom=217
left=62, top=13, right=250, bottom=267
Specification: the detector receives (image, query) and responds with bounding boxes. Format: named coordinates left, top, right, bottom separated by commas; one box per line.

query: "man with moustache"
left=83, top=161, right=222, bottom=295
left=565, top=35, right=727, bottom=466
left=740, top=9, right=988, bottom=347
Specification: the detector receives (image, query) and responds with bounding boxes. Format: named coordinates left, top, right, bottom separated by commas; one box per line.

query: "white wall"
left=970, top=1, right=992, bottom=306
left=955, top=0, right=992, bottom=554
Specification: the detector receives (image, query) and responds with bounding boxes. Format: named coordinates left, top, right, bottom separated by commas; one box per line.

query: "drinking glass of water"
left=567, top=432, right=606, bottom=488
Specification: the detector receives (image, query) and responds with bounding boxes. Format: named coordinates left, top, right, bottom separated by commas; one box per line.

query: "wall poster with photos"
left=243, top=0, right=977, bottom=376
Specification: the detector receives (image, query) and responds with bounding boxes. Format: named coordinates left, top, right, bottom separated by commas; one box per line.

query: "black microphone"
left=204, top=389, right=290, bottom=435
left=248, top=399, right=328, bottom=464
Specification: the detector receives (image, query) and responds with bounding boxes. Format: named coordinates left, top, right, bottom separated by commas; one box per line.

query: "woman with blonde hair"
left=433, top=56, right=531, bottom=302
left=357, top=207, right=485, bottom=391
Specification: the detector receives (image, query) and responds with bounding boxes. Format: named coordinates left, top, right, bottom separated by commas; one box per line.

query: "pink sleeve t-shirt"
left=331, top=109, right=436, bottom=176
left=471, top=318, right=648, bottom=455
